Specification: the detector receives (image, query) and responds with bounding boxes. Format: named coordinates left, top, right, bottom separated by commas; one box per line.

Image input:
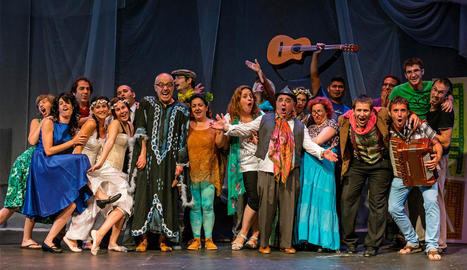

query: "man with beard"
left=130, top=73, right=190, bottom=252
left=310, top=43, right=350, bottom=119
left=427, top=78, right=454, bottom=254
left=116, top=84, right=139, bottom=123
left=387, top=96, right=442, bottom=261
left=211, top=86, right=338, bottom=254
left=339, top=95, right=393, bottom=257
left=71, top=76, right=93, bottom=126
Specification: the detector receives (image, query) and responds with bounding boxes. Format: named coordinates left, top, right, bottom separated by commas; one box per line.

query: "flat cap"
left=171, top=69, right=196, bottom=80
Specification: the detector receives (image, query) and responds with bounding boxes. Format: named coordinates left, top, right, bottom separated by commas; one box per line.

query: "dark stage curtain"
left=379, top=0, right=467, bottom=59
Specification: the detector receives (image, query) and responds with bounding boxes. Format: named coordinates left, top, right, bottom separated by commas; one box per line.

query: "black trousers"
left=243, top=171, right=259, bottom=211
left=341, top=157, right=392, bottom=249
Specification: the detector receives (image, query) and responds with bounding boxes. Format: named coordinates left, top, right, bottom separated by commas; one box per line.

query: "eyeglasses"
left=155, top=82, right=174, bottom=88
left=382, top=83, right=396, bottom=88
left=432, top=88, right=447, bottom=96
left=311, top=110, right=324, bottom=115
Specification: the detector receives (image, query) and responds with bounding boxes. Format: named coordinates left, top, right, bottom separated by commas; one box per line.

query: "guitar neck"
left=300, top=44, right=344, bottom=51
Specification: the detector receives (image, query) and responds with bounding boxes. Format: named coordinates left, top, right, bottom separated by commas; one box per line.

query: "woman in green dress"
left=0, top=94, right=54, bottom=249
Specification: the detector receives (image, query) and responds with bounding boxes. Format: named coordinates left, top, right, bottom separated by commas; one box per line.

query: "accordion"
left=389, top=137, right=438, bottom=186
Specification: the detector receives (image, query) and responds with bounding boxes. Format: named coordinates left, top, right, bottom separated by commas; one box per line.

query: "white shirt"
left=224, top=113, right=260, bottom=172
left=225, top=115, right=324, bottom=173
left=130, top=102, right=137, bottom=123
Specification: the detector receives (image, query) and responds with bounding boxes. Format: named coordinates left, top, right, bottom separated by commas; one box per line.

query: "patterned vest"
left=350, top=125, right=384, bottom=164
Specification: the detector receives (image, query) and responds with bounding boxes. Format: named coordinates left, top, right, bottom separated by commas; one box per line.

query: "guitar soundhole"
left=291, top=44, right=301, bottom=54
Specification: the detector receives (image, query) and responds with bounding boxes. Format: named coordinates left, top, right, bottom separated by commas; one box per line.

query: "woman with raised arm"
left=0, top=94, right=54, bottom=249
left=63, top=96, right=121, bottom=252
left=185, top=94, right=224, bottom=250
left=224, top=85, right=263, bottom=250
left=295, top=97, right=340, bottom=252
left=22, top=92, right=90, bottom=253
left=89, top=97, right=134, bottom=255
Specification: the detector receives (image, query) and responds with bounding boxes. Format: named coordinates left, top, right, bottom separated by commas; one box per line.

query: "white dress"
left=65, top=131, right=103, bottom=241
left=88, top=133, right=133, bottom=217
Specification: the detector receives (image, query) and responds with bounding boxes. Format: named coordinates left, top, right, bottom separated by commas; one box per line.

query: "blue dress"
left=22, top=122, right=91, bottom=218
left=294, top=119, right=340, bottom=250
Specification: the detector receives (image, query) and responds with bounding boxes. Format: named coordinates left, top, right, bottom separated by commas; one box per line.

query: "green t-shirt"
left=389, top=81, right=433, bottom=119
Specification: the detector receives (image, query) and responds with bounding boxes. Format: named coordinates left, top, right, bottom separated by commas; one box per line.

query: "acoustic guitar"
left=267, top=35, right=359, bottom=65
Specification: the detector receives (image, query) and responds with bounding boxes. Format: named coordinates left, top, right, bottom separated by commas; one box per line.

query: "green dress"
left=3, top=146, right=36, bottom=210
left=130, top=96, right=190, bottom=241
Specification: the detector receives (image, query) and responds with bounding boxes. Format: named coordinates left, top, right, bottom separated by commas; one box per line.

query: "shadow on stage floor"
left=1, top=230, right=466, bottom=269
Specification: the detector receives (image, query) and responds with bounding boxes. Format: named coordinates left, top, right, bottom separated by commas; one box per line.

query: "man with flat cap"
left=172, top=69, right=212, bottom=106
left=211, top=86, right=338, bottom=254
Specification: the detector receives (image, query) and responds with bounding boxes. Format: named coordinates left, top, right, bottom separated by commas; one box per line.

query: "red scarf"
left=343, top=107, right=381, bottom=135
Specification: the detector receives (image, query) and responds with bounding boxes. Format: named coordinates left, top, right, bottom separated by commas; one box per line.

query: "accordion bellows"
left=390, top=137, right=438, bottom=186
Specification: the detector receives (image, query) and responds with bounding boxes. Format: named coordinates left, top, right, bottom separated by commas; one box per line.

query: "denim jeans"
left=388, top=178, right=440, bottom=251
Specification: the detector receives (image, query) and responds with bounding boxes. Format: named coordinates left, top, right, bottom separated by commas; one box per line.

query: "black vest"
left=254, top=113, right=305, bottom=167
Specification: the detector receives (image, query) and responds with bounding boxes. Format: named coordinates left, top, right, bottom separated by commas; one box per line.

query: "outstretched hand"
left=209, top=114, right=227, bottom=131
left=245, top=59, right=261, bottom=73
left=323, top=145, right=338, bottom=162
left=194, top=83, right=205, bottom=94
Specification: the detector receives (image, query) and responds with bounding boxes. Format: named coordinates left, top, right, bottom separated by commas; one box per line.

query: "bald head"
left=154, top=73, right=175, bottom=105
left=154, top=73, right=173, bottom=84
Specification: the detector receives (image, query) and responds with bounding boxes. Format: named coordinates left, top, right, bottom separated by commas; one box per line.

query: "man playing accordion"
left=387, top=96, right=443, bottom=261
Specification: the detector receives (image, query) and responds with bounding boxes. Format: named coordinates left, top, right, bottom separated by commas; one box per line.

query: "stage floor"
left=1, top=230, right=465, bottom=270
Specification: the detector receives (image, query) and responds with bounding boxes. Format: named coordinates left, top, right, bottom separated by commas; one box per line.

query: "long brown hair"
left=227, top=85, right=260, bottom=122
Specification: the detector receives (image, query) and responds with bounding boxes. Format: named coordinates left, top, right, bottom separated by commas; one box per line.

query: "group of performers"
left=0, top=44, right=455, bottom=262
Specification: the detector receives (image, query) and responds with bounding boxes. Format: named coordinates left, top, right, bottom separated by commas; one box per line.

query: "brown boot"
left=160, top=242, right=172, bottom=252
left=259, top=246, right=271, bottom=254
left=279, top=245, right=296, bottom=254
left=187, top=238, right=201, bottom=250
left=205, top=238, right=218, bottom=250
left=135, top=240, right=147, bottom=252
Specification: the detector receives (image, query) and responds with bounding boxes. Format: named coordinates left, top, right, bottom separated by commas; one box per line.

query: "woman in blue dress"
left=22, top=92, right=90, bottom=253
left=295, top=96, right=340, bottom=251
left=0, top=94, right=54, bottom=249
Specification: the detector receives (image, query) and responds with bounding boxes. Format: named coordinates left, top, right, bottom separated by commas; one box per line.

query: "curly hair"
left=71, top=76, right=93, bottom=94
left=307, top=97, right=334, bottom=125
left=227, top=85, right=260, bottom=123
left=51, top=92, right=80, bottom=136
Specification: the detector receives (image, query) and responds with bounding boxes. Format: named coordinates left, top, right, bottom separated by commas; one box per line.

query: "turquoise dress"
left=22, top=122, right=91, bottom=218
left=294, top=119, right=340, bottom=250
